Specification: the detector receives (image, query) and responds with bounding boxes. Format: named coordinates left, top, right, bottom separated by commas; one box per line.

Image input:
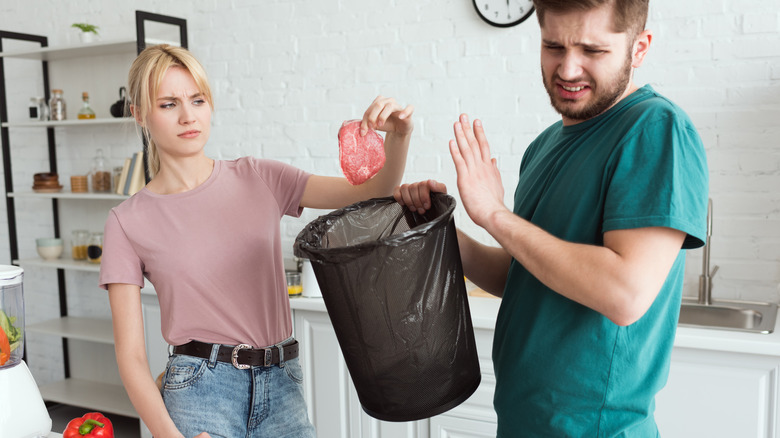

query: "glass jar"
left=86, top=232, right=103, bottom=264
left=286, top=271, right=302, bottom=297
left=38, top=97, right=49, bottom=121
left=49, top=89, right=66, bottom=121
left=71, top=229, right=90, bottom=261
left=91, top=148, right=111, bottom=193
left=0, top=265, right=25, bottom=369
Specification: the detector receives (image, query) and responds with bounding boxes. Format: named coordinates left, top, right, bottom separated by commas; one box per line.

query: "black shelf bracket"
left=0, top=30, right=69, bottom=376
left=134, top=10, right=189, bottom=183
left=1, top=11, right=188, bottom=386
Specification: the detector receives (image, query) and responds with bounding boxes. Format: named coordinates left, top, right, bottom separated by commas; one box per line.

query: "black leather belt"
left=173, top=339, right=299, bottom=369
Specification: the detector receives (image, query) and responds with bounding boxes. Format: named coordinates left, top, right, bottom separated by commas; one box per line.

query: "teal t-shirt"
left=493, top=85, right=708, bottom=437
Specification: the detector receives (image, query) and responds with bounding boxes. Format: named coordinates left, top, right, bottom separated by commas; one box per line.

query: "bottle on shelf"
left=49, top=89, right=66, bottom=121
left=91, top=148, right=111, bottom=193
left=28, top=97, right=39, bottom=120
left=37, top=97, right=50, bottom=121
left=77, top=91, right=96, bottom=120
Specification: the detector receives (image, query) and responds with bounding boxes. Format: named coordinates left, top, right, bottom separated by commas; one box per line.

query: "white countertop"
left=289, top=295, right=780, bottom=357
left=289, top=294, right=501, bottom=331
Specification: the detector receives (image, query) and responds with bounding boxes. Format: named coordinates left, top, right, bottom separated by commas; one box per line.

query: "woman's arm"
left=300, top=96, right=414, bottom=210
left=108, top=283, right=187, bottom=438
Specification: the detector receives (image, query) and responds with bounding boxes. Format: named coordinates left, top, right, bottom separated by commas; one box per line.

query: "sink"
left=678, top=298, right=778, bottom=334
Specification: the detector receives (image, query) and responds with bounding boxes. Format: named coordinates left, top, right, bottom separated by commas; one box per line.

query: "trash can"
left=294, top=193, right=481, bottom=422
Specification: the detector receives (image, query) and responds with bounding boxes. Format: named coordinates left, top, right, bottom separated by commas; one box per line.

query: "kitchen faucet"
left=698, top=198, right=719, bottom=305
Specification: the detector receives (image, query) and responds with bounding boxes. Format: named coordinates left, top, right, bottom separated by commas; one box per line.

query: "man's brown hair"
left=533, top=0, right=649, bottom=37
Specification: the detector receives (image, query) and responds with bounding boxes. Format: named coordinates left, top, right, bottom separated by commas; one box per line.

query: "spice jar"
left=71, top=229, right=89, bottom=261
left=91, top=149, right=111, bottom=193
left=70, top=175, right=88, bottom=193
left=87, top=232, right=103, bottom=264
left=49, top=89, right=66, bottom=121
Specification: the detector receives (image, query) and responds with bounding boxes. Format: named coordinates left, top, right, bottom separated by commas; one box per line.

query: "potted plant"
left=71, top=23, right=99, bottom=43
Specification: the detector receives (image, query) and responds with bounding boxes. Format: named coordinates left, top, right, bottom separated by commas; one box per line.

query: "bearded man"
left=394, top=0, right=709, bottom=435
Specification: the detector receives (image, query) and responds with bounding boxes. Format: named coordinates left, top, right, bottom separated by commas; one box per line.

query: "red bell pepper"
left=0, top=327, right=10, bottom=366
left=63, top=412, right=114, bottom=438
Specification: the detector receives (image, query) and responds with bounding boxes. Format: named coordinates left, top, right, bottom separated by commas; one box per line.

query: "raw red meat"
left=338, top=119, right=385, bottom=185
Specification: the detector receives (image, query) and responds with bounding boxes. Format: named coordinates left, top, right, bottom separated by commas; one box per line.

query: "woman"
left=99, top=44, right=414, bottom=438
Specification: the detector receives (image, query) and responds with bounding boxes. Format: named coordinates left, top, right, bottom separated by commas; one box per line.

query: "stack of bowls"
left=36, top=238, right=63, bottom=260
left=32, top=173, right=62, bottom=193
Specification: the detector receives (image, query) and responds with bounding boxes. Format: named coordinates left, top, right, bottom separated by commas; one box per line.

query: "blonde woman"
left=100, top=44, right=414, bottom=438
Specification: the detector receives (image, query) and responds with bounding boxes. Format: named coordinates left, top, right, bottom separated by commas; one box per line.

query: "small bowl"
left=36, top=238, right=63, bottom=260
left=36, top=237, right=63, bottom=247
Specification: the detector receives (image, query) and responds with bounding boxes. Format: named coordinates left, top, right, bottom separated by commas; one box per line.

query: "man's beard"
left=542, top=52, right=633, bottom=122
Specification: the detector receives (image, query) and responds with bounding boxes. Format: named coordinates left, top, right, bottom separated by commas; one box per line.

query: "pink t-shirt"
left=99, top=157, right=311, bottom=348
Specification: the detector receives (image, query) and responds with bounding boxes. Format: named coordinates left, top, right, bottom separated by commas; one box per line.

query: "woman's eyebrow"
left=156, top=92, right=203, bottom=101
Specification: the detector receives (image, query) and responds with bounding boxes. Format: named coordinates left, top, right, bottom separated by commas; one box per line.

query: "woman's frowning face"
left=145, top=65, right=212, bottom=161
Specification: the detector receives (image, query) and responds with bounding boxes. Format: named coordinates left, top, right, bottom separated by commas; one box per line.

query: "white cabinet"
left=292, top=305, right=498, bottom=438
left=655, top=347, right=780, bottom=438
left=429, top=415, right=497, bottom=438
left=293, top=308, right=430, bottom=438
left=293, top=297, right=780, bottom=437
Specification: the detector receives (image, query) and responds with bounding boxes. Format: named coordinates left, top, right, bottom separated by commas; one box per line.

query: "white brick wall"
left=1, top=0, right=779, bottom=381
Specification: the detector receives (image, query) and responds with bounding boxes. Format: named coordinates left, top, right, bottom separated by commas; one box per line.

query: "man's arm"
left=456, top=229, right=512, bottom=297
left=486, top=209, right=685, bottom=325
left=450, top=114, right=685, bottom=325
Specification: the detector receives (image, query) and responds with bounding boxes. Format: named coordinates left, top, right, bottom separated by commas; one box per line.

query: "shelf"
left=0, top=39, right=136, bottom=61
left=28, top=316, right=114, bottom=344
left=0, top=38, right=179, bottom=61
left=15, top=257, right=100, bottom=273
left=1, top=117, right=135, bottom=128
left=13, top=258, right=157, bottom=296
left=39, top=378, right=138, bottom=419
left=9, top=191, right=129, bottom=201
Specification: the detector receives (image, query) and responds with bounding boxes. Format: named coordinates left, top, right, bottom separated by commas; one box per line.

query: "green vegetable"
left=0, top=309, right=22, bottom=353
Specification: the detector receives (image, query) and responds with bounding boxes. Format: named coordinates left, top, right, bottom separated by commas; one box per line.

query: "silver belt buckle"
left=231, top=344, right=252, bottom=370
left=263, top=348, right=273, bottom=367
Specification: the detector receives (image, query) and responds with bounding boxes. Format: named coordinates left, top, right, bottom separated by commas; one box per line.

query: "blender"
left=0, top=265, right=52, bottom=437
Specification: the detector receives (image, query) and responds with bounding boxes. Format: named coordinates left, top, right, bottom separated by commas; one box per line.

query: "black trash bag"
left=294, top=193, right=481, bottom=422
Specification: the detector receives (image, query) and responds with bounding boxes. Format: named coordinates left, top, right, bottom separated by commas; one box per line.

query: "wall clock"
left=472, top=0, right=535, bottom=28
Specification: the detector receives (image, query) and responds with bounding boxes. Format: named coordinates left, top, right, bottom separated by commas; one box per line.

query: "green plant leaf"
left=71, top=23, right=99, bottom=34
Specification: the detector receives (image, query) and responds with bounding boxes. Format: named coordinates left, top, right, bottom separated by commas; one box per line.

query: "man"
left=394, top=0, right=708, bottom=436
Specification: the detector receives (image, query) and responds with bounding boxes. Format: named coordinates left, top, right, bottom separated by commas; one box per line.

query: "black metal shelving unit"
left=0, top=11, right=187, bottom=427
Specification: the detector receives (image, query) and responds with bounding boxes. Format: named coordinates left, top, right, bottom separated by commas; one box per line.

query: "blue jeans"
left=161, top=341, right=316, bottom=438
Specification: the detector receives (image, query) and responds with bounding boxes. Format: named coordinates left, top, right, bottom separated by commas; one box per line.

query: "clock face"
left=473, top=0, right=535, bottom=28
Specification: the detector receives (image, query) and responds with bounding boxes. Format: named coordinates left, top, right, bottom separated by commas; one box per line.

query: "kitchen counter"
left=673, top=312, right=780, bottom=356
left=289, top=294, right=501, bottom=331
left=289, top=295, right=780, bottom=357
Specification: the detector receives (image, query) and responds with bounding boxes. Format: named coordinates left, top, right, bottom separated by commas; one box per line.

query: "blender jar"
left=0, top=265, right=24, bottom=369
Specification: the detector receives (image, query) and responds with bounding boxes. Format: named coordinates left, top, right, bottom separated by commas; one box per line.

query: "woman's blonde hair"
left=127, top=44, right=213, bottom=178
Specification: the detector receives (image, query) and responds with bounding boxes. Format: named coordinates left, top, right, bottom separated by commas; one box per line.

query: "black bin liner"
left=294, top=193, right=481, bottom=422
